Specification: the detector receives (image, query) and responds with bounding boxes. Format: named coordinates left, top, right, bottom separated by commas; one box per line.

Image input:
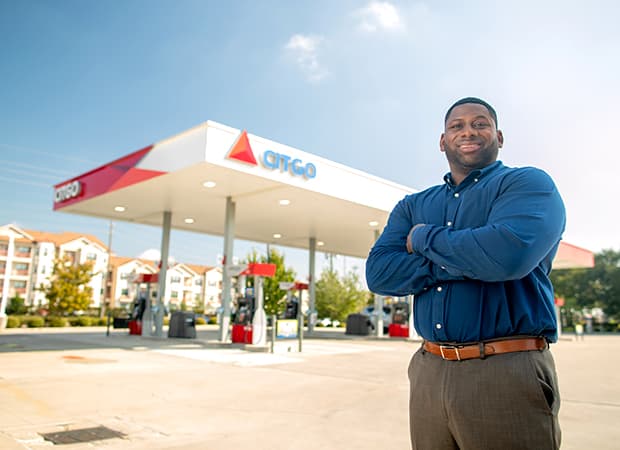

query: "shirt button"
left=446, top=221, right=452, bottom=226
left=474, top=178, right=479, bottom=182
left=436, top=323, right=442, bottom=329
left=441, top=266, right=446, bottom=270
left=437, top=286, right=443, bottom=292
left=454, top=193, right=460, bottom=198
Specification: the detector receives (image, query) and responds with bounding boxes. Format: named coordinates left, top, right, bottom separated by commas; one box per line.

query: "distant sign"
left=279, top=282, right=294, bottom=290
left=276, top=319, right=298, bottom=339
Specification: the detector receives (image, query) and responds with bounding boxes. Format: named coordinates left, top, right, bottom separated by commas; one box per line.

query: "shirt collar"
left=443, top=161, right=504, bottom=188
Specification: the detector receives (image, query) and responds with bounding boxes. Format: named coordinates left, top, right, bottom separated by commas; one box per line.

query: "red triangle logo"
left=227, top=130, right=257, bottom=165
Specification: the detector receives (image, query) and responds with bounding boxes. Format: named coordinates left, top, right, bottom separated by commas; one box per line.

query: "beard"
left=444, top=139, right=500, bottom=173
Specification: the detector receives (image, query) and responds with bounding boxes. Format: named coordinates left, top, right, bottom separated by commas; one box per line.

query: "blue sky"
left=1, top=1, right=618, bottom=281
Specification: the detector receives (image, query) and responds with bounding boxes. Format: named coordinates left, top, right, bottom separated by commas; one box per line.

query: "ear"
left=439, top=134, right=446, bottom=153
left=497, top=130, right=504, bottom=148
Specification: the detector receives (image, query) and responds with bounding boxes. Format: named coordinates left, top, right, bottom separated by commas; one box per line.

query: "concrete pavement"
left=1, top=326, right=619, bottom=449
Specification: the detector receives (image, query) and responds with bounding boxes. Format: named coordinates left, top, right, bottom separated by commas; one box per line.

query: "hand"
left=406, top=224, right=426, bottom=254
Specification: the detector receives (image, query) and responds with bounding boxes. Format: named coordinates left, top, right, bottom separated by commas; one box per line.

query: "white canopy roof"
left=54, top=121, right=414, bottom=258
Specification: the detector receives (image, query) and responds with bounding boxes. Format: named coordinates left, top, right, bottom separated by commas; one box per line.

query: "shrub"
left=6, top=316, right=21, bottom=328
left=47, top=316, right=67, bottom=327
left=67, top=317, right=94, bottom=326
left=26, top=316, right=45, bottom=328
left=71, top=316, right=92, bottom=326
left=7, top=296, right=28, bottom=315
left=195, top=316, right=206, bottom=325
left=207, top=315, right=218, bottom=325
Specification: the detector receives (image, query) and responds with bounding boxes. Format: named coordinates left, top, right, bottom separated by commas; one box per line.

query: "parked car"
left=360, top=305, right=392, bottom=333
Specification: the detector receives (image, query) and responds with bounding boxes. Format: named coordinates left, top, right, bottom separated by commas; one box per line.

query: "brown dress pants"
left=408, top=345, right=561, bottom=450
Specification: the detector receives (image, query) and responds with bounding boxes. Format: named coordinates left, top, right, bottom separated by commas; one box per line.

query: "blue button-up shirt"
left=366, top=161, right=566, bottom=343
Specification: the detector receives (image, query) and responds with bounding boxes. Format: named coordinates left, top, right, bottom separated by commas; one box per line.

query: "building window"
left=16, top=246, right=32, bottom=255
left=13, top=280, right=27, bottom=288
left=170, top=276, right=181, bottom=283
left=121, top=288, right=129, bottom=296
left=120, top=272, right=131, bottom=280
left=171, top=291, right=179, bottom=298
left=43, top=247, right=48, bottom=256
left=15, top=263, right=29, bottom=271
left=195, top=278, right=203, bottom=286
left=41, top=266, right=46, bottom=275
left=86, top=252, right=97, bottom=261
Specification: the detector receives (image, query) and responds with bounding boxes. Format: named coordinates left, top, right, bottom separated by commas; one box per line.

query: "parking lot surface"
left=1, top=326, right=619, bottom=449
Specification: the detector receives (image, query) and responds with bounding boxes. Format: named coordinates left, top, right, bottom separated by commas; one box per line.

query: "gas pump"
left=129, top=273, right=159, bottom=336
left=388, top=300, right=410, bottom=337
left=276, top=281, right=308, bottom=352
left=230, top=263, right=276, bottom=345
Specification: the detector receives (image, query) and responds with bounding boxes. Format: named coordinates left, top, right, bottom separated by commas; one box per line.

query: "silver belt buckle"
left=439, top=345, right=461, bottom=361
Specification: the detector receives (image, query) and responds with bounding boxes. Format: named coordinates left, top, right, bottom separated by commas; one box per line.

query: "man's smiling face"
left=440, top=103, right=504, bottom=184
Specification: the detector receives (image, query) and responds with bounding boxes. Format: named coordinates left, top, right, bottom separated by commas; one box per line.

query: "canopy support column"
left=219, top=196, right=235, bottom=342
left=308, top=237, right=316, bottom=333
left=154, top=210, right=171, bottom=338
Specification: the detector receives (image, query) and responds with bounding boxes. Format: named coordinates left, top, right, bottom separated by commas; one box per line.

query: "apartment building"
left=185, top=264, right=222, bottom=313
left=108, top=259, right=222, bottom=312
left=108, top=256, right=157, bottom=308
left=0, top=224, right=108, bottom=312
left=0, top=224, right=224, bottom=316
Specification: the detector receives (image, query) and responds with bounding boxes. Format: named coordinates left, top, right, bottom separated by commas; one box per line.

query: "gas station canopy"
left=53, top=121, right=412, bottom=258
left=53, top=120, right=594, bottom=268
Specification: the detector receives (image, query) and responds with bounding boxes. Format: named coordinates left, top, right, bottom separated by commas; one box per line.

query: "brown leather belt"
left=423, top=337, right=547, bottom=361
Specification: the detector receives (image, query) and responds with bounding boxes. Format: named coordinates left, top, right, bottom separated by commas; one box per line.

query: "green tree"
left=244, top=248, right=296, bottom=316
left=551, top=249, right=620, bottom=321
left=41, top=258, right=95, bottom=316
left=315, top=269, right=369, bottom=322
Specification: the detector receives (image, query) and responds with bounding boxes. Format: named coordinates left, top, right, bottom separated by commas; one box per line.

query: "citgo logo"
left=54, top=180, right=82, bottom=203
left=227, top=130, right=317, bottom=180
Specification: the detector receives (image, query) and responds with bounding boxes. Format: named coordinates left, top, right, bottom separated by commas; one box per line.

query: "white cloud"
left=284, top=34, right=329, bottom=83
left=356, top=1, right=405, bottom=33
left=138, top=248, right=176, bottom=265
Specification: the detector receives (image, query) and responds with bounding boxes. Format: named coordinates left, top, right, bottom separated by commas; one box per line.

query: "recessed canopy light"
left=203, top=181, right=216, bottom=188
left=368, top=221, right=379, bottom=227
left=279, top=199, right=290, bottom=206
left=273, top=233, right=282, bottom=239
left=114, top=206, right=126, bottom=212
left=317, top=241, right=325, bottom=247
left=184, top=218, right=195, bottom=224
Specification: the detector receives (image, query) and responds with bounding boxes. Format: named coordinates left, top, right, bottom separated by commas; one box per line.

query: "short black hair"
left=444, top=97, right=498, bottom=128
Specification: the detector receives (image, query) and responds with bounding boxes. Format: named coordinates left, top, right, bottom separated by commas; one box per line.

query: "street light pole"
left=103, top=221, right=114, bottom=317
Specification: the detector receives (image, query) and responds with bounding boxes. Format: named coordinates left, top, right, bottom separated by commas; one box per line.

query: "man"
left=366, top=97, right=565, bottom=449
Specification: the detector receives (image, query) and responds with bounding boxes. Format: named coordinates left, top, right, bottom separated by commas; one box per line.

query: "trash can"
left=168, top=311, right=196, bottom=338
left=112, top=317, right=130, bottom=329
left=345, top=313, right=371, bottom=336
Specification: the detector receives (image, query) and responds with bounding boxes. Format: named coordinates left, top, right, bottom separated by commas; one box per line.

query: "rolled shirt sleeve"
left=366, top=198, right=464, bottom=296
